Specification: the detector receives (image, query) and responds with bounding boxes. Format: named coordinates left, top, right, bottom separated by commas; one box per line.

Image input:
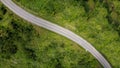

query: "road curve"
left=0, top=0, right=111, bottom=68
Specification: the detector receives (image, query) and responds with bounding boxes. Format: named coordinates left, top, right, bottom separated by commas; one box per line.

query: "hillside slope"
left=0, top=2, right=101, bottom=68
left=14, top=0, right=120, bottom=67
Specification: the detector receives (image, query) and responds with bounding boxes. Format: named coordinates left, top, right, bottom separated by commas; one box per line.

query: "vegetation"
left=13, top=0, right=120, bottom=68
left=0, top=2, right=101, bottom=68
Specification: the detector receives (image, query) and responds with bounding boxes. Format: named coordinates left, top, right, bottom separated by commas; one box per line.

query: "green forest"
left=1, top=0, right=120, bottom=68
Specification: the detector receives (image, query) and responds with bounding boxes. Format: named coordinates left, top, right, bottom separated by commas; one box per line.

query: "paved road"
left=0, top=0, right=111, bottom=68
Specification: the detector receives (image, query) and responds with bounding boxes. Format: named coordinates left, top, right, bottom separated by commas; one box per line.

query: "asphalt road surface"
left=0, top=0, right=111, bottom=68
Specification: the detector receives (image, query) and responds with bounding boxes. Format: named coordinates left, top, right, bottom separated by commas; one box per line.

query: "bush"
left=24, top=47, right=37, bottom=61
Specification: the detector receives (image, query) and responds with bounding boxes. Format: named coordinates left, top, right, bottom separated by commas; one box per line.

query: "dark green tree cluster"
left=75, top=0, right=120, bottom=36
left=0, top=19, right=35, bottom=59
left=103, top=0, right=120, bottom=36
left=0, top=25, right=18, bottom=59
left=0, top=4, right=6, bottom=21
left=0, top=5, right=36, bottom=59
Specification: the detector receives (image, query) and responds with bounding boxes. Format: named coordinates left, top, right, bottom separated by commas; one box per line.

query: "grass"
left=12, top=0, right=120, bottom=68
left=0, top=2, right=101, bottom=68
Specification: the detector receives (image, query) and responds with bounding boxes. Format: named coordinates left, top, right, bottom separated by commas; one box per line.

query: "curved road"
left=0, top=0, right=111, bottom=68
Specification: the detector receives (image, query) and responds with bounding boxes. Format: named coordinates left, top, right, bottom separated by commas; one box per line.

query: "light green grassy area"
left=0, top=2, right=101, bottom=68
left=13, top=0, right=120, bottom=68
